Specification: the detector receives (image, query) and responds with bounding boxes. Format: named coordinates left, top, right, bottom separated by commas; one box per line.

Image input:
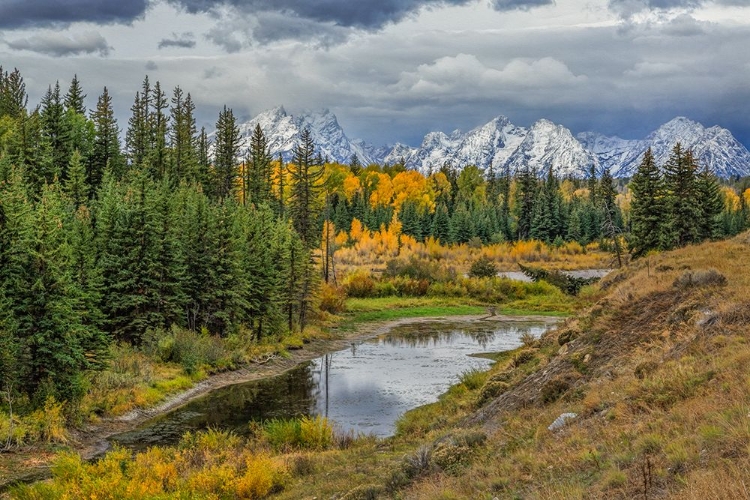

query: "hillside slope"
left=411, top=233, right=750, bottom=499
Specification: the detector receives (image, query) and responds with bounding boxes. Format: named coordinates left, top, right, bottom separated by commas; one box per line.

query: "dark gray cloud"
left=169, top=0, right=474, bottom=30
left=158, top=32, right=196, bottom=49
left=491, top=0, right=555, bottom=11
left=145, top=60, right=158, bottom=70
left=6, top=31, right=112, bottom=57
left=0, top=0, right=148, bottom=30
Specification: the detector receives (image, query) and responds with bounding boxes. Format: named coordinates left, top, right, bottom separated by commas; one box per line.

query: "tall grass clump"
left=262, top=416, right=334, bottom=451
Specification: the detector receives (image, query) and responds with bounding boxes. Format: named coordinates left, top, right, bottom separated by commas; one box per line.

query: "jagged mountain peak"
left=584, top=117, right=750, bottom=178
left=236, top=106, right=374, bottom=164
left=224, top=107, right=749, bottom=179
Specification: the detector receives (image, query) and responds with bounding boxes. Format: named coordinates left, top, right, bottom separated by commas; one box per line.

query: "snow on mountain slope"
left=579, top=117, right=750, bottom=178
left=504, top=119, right=600, bottom=177
left=234, top=106, right=375, bottom=165
left=232, top=108, right=749, bottom=179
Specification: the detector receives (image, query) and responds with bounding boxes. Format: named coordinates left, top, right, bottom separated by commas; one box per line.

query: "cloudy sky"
left=1, top=0, right=749, bottom=147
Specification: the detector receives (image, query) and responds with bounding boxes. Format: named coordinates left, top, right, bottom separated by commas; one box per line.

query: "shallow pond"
left=110, top=319, right=550, bottom=451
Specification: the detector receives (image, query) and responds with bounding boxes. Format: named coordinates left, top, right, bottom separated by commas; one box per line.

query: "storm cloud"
left=168, top=0, right=475, bottom=30
left=491, top=0, right=555, bottom=11
left=6, top=31, right=112, bottom=57
left=0, top=0, right=148, bottom=30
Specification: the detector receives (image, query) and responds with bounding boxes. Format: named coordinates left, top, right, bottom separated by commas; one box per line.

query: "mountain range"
left=233, top=106, right=750, bottom=178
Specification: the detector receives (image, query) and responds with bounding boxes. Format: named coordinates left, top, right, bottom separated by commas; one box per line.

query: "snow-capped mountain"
left=380, top=117, right=593, bottom=177
left=232, top=107, right=750, bottom=178
left=233, top=106, right=376, bottom=164
left=504, top=119, right=599, bottom=177
left=578, top=117, right=750, bottom=178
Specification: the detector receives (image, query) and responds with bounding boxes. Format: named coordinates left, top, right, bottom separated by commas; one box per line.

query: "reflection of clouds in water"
left=310, top=321, right=549, bottom=436
left=112, top=320, right=553, bottom=449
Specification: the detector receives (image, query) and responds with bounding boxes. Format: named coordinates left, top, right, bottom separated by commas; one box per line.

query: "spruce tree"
left=0, top=67, right=28, bottom=119
left=399, top=200, right=422, bottom=240
left=289, top=128, right=323, bottom=247
left=514, top=165, right=537, bottom=240
left=40, top=82, right=71, bottom=178
left=168, top=87, right=198, bottom=183
left=17, top=110, right=55, bottom=197
left=449, top=202, right=475, bottom=244
left=23, top=184, right=107, bottom=404
left=213, top=106, right=241, bottom=200
left=148, top=81, right=169, bottom=179
left=628, top=148, right=666, bottom=257
left=126, top=89, right=149, bottom=167
left=662, top=144, right=700, bottom=249
left=64, top=74, right=86, bottom=116
left=89, top=87, right=123, bottom=189
left=695, top=165, right=723, bottom=241
left=197, top=127, right=211, bottom=189
left=64, top=150, right=89, bottom=209
left=246, top=124, right=273, bottom=206
left=431, top=203, right=450, bottom=243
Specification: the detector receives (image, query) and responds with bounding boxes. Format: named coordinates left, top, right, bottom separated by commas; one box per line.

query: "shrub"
left=319, top=283, right=347, bottom=313
left=468, top=255, right=498, bottom=278
left=511, top=349, right=536, bottom=368
left=25, top=397, right=68, bottom=444
left=262, top=416, right=334, bottom=451
left=431, top=442, right=471, bottom=473
left=477, top=381, right=510, bottom=406
left=459, top=368, right=487, bottom=391
left=541, top=376, right=574, bottom=404
left=384, top=256, right=455, bottom=282
left=402, top=445, right=433, bottom=479
left=299, top=416, right=334, bottom=450
left=343, top=271, right=375, bottom=298
left=373, top=280, right=398, bottom=297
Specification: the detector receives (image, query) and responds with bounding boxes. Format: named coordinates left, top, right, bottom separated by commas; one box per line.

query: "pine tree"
left=23, top=184, right=107, bottom=403
left=449, top=202, right=475, bottom=244
left=246, top=124, right=273, bottom=206
left=17, top=110, right=55, bottom=196
left=0, top=67, right=28, bottom=119
left=399, top=200, right=422, bottom=240
left=197, top=127, right=211, bottom=189
left=514, top=165, right=537, bottom=240
left=125, top=87, right=150, bottom=167
left=289, top=128, right=323, bottom=247
left=213, top=106, right=241, bottom=200
left=89, top=87, right=123, bottom=190
left=168, top=87, right=198, bottom=183
left=431, top=203, right=450, bottom=243
left=148, top=81, right=169, bottom=179
left=662, top=144, right=700, bottom=249
left=628, top=148, right=666, bottom=257
left=695, top=165, right=723, bottom=241
left=64, top=74, right=86, bottom=116
left=40, top=82, right=70, bottom=178
left=64, top=150, right=89, bottom=209
left=530, top=168, right=562, bottom=243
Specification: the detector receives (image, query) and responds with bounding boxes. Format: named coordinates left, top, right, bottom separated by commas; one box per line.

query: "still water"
left=111, top=319, right=550, bottom=450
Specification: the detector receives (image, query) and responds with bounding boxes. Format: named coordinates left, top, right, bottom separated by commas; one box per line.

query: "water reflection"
left=111, top=320, right=549, bottom=451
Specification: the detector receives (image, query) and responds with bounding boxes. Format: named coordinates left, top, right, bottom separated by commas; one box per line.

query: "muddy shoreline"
left=1, top=313, right=559, bottom=491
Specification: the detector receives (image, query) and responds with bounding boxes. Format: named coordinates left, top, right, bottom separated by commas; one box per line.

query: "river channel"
left=110, top=319, right=551, bottom=451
